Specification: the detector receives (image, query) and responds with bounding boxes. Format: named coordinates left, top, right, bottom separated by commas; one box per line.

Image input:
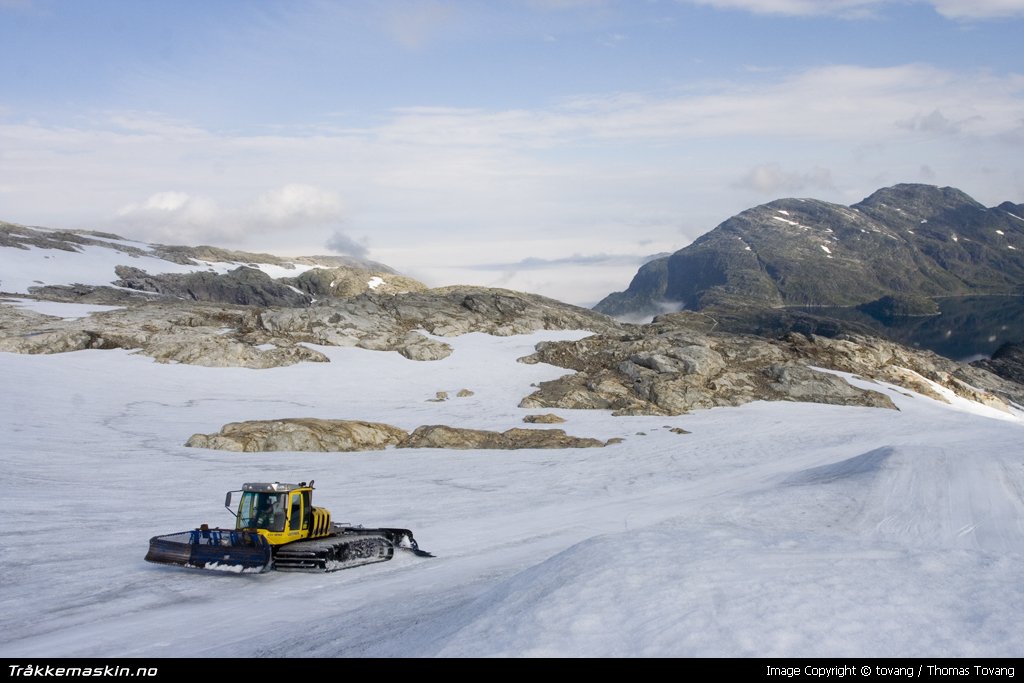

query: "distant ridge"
left=595, top=184, right=1024, bottom=318
left=0, top=221, right=425, bottom=305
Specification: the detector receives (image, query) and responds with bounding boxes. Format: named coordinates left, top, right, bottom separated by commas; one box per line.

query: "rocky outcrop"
left=184, top=419, right=609, bottom=451
left=150, top=243, right=398, bottom=273
left=185, top=419, right=409, bottom=452
left=0, top=302, right=330, bottom=368
left=283, top=267, right=426, bottom=299
left=972, top=342, right=1024, bottom=387
left=1, top=222, right=149, bottom=256
left=257, top=287, right=619, bottom=345
left=0, top=285, right=621, bottom=367
left=523, top=413, right=567, bottom=424
left=397, top=425, right=607, bottom=450
left=517, top=312, right=1020, bottom=416
left=248, top=287, right=619, bottom=362
left=113, top=266, right=312, bottom=307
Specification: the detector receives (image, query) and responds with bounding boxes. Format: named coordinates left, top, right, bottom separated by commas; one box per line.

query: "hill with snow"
left=595, top=184, right=1024, bottom=318
left=0, top=220, right=423, bottom=305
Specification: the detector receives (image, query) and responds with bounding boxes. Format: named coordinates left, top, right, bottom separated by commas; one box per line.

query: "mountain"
left=594, top=184, right=1024, bottom=318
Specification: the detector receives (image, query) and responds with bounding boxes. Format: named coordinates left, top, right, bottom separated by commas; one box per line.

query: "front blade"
left=146, top=528, right=272, bottom=573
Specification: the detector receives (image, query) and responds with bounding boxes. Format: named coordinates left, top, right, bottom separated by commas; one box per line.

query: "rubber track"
left=272, top=534, right=394, bottom=572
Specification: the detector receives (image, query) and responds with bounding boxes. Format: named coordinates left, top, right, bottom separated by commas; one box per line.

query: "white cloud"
left=896, top=109, right=964, bottom=135
left=115, top=192, right=222, bottom=244
left=376, top=65, right=1023, bottom=145
left=251, top=184, right=344, bottom=227
left=2, top=63, right=1022, bottom=296
left=678, top=0, right=884, bottom=18
left=679, top=0, right=1024, bottom=19
left=734, top=164, right=835, bottom=194
left=114, top=184, right=346, bottom=245
left=929, top=0, right=1024, bottom=19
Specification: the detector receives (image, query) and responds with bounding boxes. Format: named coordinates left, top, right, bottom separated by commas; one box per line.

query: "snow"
left=77, top=234, right=156, bottom=251
left=772, top=215, right=815, bottom=231
left=772, top=216, right=802, bottom=228
left=0, top=297, right=122, bottom=319
left=2, top=330, right=1024, bottom=658
left=996, top=230, right=1005, bottom=236
left=0, top=240, right=319, bottom=295
left=247, top=263, right=318, bottom=280
left=820, top=245, right=832, bottom=255
left=367, top=276, right=385, bottom=290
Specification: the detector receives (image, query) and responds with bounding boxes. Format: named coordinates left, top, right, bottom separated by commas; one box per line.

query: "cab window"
left=289, top=493, right=302, bottom=531
left=238, top=491, right=285, bottom=532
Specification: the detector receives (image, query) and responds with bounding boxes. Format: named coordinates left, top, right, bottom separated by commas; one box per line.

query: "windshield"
left=237, top=491, right=286, bottom=532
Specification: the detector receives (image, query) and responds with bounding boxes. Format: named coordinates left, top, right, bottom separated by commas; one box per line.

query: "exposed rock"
left=972, top=342, right=1024, bottom=387
left=20, top=284, right=158, bottom=305
left=0, top=301, right=330, bottom=368
left=185, top=419, right=409, bottom=452
left=394, top=332, right=453, bottom=361
left=151, top=244, right=399, bottom=273
left=428, top=391, right=449, bottom=402
left=283, top=267, right=427, bottom=299
left=252, top=287, right=616, bottom=361
left=518, top=313, right=1020, bottom=416
left=185, top=419, right=608, bottom=451
left=523, top=413, right=567, bottom=424
left=113, top=265, right=311, bottom=307
left=669, top=427, right=690, bottom=434
left=145, top=339, right=329, bottom=368
left=0, top=284, right=618, bottom=367
left=456, top=389, right=475, bottom=398
left=1, top=221, right=149, bottom=256
left=398, top=425, right=607, bottom=449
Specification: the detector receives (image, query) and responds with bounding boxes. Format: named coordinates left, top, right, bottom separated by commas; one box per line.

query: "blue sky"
left=2, top=0, right=1023, bottom=304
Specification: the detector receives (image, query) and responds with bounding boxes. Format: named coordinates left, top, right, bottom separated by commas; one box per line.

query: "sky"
left=1, top=309, right=1022, bottom=658
left=2, top=0, right=1024, bottom=305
